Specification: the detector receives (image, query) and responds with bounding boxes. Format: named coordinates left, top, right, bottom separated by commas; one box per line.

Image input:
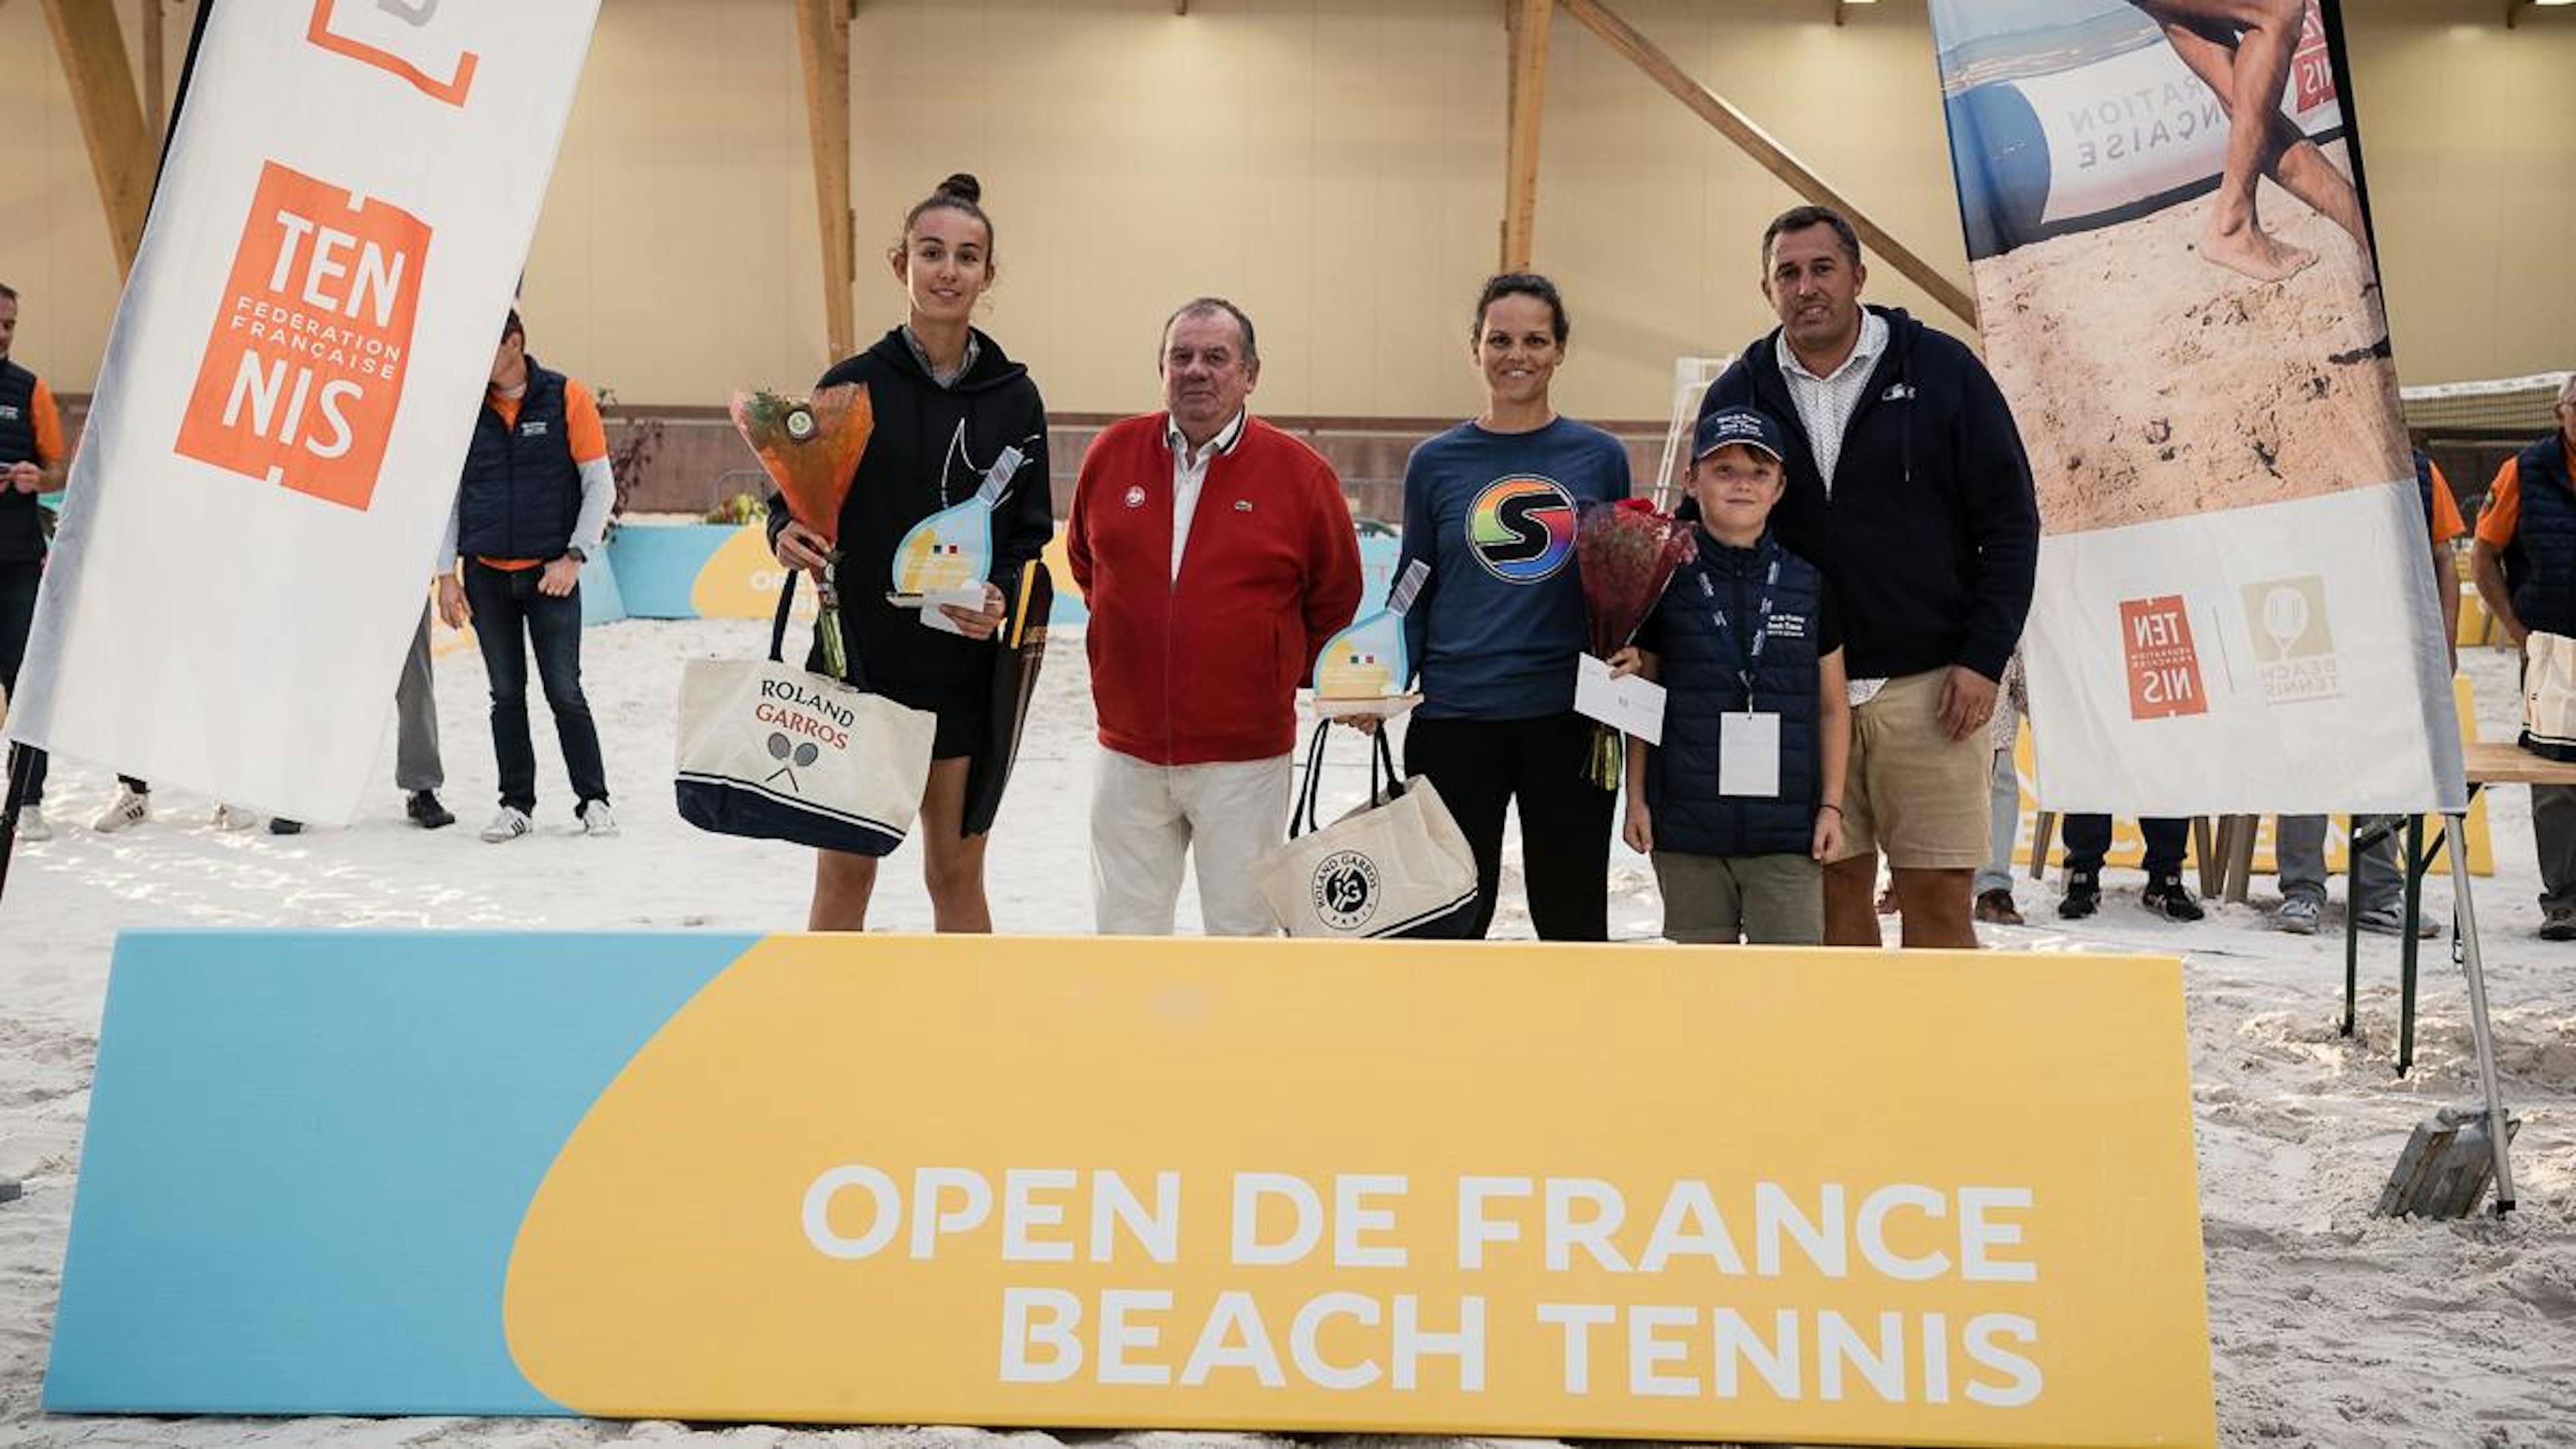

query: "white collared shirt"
left=1776, top=310, right=1892, bottom=706
left=1774, top=308, right=1888, bottom=498
left=1165, top=408, right=1248, bottom=581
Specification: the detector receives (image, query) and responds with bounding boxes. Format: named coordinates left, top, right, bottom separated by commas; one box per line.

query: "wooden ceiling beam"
left=41, top=0, right=157, bottom=278
left=794, top=0, right=857, bottom=363
left=1500, top=0, right=1552, bottom=272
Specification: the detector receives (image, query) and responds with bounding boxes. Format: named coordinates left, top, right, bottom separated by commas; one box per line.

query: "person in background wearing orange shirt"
left=2270, top=449, right=2465, bottom=936
left=0, top=283, right=68, bottom=841
left=435, top=310, right=616, bottom=845
left=2469, top=374, right=2576, bottom=940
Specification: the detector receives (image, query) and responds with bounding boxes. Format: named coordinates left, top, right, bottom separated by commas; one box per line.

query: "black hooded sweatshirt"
left=1697, top=305, right=2039, bottom=684
left=769, top=326, right=1052, bottom=703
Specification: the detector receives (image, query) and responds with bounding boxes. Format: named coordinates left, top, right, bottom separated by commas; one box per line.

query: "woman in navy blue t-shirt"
left=1393, top=274, right=1631, bottom=940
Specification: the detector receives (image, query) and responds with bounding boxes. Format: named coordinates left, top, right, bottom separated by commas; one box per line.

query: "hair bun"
left=938, top=172, right=983, bottom=205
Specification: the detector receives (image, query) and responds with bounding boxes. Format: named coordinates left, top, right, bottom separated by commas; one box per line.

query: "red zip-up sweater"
left=1068, top=413, right=1362, bottom=765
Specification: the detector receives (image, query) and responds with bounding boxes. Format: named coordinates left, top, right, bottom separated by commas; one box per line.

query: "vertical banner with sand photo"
left=1929, top=0, right=2463, bottom=814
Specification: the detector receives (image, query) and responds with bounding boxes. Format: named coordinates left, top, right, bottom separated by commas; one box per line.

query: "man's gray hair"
left=1160, top=296, right=1258, bottom=368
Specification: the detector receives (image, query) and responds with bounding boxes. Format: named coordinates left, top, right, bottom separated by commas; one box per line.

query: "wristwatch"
left=564, top=546, right=588, bottom=564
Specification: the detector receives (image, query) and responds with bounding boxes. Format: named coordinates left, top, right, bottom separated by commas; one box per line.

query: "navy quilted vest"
left=1647, top=531, right=1825, bottom=858
left=456, top=360, right=582, bottom=560
left=2510, top=435, right=2576, bottom=638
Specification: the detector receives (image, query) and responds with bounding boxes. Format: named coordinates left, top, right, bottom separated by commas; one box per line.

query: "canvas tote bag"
left=676, top=570, right=935, bottom=855
left=2522, top=631, right=2576, bottom=763
left=1257, top=721, right=1479, bottom=939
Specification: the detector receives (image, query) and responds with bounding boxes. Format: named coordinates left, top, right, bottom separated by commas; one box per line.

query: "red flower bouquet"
left=1574, top=496, right=1697, bottom=787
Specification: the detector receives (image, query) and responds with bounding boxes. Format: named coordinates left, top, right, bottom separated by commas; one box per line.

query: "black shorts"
left=875, top=676, right=988, bottom=762
left=801, top=639, right=989, bottom=762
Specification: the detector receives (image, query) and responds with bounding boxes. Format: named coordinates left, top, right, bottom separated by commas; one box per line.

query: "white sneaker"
left=577, top=800, right=619, bottom=839
left=16, top=805, right=51, bottom=842
left=480, top=806, right=533, bottom=843
left=211, top=804, right=262, bottom=832
left=92, top=786, right=151, bottom=834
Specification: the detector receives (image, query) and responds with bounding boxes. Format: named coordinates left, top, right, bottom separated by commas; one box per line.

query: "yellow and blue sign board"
left=51, top=932, right=2215, bottom=1446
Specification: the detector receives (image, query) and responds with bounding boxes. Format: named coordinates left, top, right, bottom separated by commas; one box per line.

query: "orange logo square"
left=305, top=0, right=478, bottom=107
left=2121, top=595, right=2208, bottom=720
left=175, top=162, right=431, bottom=513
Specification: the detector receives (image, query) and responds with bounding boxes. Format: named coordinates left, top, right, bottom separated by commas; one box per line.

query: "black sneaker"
left=268, top=818, right=303, bottom=836
left=2059, top=871, right=2101, bottom=920
left=2143, top=873, right=2205, bottom=922
left=407, top=790, right=457, bottom=830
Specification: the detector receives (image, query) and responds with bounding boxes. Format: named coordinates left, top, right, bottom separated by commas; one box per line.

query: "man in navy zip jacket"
left=1698, top=205, right=2039, bottom=950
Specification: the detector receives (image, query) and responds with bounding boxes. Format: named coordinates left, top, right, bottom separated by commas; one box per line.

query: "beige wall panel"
left=526, top=0, right=826, bottom=403
left=2347, top=11, right=2576, bottom=384
left=2, top=1, right=2571, bottom=406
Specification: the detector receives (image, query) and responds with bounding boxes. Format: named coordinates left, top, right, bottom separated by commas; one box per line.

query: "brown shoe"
left=1975, top=888, right=2025, bottom=926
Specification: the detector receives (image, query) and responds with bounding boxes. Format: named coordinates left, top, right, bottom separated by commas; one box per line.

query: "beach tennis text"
left=802, top=1167, right=2045, bottom=1408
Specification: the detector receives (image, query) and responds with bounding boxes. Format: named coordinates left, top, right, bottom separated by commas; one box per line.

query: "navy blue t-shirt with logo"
left=1398, top=416, right=1631, bottom=720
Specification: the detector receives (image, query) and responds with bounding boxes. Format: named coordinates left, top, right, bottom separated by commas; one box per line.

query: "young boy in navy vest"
left=1612, top=406, right=1849, bottom=945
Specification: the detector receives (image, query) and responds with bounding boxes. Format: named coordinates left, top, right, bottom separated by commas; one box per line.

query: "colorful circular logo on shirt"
left=1466, top=476, right=1577, bottom=583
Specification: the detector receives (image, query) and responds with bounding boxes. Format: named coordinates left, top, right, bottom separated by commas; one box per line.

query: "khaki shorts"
left=1839, top=669, right=1992, bottom=871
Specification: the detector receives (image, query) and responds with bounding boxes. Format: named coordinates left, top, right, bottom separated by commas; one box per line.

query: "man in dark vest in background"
left=436, top=311, right=616, bottom=844
left=2469, top=373, right=2576, bottom=940
left=0, top=282, right=68, bottom=841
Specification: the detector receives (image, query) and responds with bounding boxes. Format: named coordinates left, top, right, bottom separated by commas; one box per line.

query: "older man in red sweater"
left=1068, top=297, right=1362, bottom=935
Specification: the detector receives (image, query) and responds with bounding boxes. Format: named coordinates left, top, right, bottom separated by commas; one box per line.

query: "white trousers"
left=1090, top=747, right=1291, bottom=936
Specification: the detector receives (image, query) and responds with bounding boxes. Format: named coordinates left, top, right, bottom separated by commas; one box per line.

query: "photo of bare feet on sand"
left=2129, top=0, right=2367, bottom=282
left=1937, top=0, right=2407, bottom=535
left=1975, top=172, right=2408, bottom=535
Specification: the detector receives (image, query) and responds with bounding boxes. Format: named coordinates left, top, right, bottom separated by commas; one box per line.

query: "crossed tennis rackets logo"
left=763, top=733, right=820, bottom=792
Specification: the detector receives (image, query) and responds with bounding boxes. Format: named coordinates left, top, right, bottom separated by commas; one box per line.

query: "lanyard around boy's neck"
left=1695, top=549, right=1780, bottom=712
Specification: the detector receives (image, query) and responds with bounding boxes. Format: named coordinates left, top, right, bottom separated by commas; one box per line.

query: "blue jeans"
left=464, top=559, right=606, bottom=813
left=1975, top=749, right=2017, bottom=895
left=0, top=557, right=48, bottom=805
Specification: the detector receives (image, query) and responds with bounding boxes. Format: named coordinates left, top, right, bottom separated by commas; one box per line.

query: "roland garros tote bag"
left=675, top=570, right=936, bottom=855
left=2522, top=631, right=2576, bottom=763
left=1257, top=721, right=1479, bottom=939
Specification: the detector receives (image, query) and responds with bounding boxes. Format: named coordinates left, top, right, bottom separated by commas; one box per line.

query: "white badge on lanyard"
left=1720, top=710, right=1782, bottom=798
left=1706, top=553, right=1783, bottom=798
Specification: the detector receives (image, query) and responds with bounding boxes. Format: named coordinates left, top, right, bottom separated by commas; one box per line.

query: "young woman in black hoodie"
left=770, top=174, right=1053, bottom=932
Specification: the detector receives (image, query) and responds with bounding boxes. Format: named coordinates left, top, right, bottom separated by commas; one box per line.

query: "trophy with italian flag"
left=729, top=384, right=874, bottom=680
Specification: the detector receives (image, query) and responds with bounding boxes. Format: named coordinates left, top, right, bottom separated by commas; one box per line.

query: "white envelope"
left=914, top=586, right=990, bottom=637
left=1574, top=653, right=1667, bottom=745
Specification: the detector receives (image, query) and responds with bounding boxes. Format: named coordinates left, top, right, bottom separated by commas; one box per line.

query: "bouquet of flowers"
left=730, top=384, right=873, bottom=680
left=1574, top=496, right=1697, bottom=788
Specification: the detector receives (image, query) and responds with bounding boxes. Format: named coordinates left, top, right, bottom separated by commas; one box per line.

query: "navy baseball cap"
left=1694, top=405, right=1787, bottom=463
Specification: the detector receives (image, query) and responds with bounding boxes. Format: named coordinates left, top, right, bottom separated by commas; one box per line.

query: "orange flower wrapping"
left=729, top=384, right=875, bottom=681
left=728, top=383, right=874, bottom=548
